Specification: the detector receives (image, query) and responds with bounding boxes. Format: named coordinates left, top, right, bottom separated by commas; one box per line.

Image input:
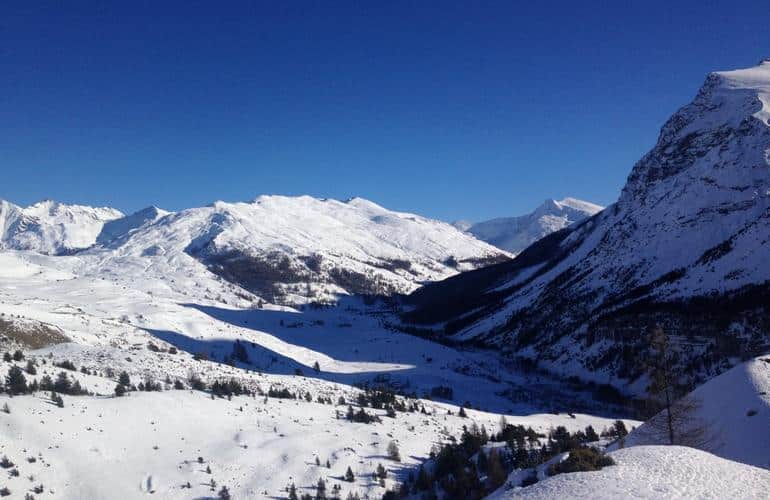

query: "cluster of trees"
left=4, top=363, right=89, bottom=398
left=382, top=418, right=618, bottom=499
left=287, top=478, right=361, bottom=500
left=345, top=404, right=380, bottom=424
left=210, top=378, right=252, bottom=398
left=2, top=350, right=24, bottom=363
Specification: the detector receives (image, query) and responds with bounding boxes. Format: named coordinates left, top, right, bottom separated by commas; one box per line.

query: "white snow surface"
left=490, top=445, right=770, bottom=499
left=625, top=356, right=770, bottom=469
left=457, top=198, right=602, bottom=254
left=0, top=243, right=633, bottom=499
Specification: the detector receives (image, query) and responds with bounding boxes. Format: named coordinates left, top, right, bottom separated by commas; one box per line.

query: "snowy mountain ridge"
left=0, top=199, right=123, bottom=255
left=1, top=195, right=508, bottom=305
left=457, top=197, right=602, bottom=254
left=405, top=60, right=770, bottom=394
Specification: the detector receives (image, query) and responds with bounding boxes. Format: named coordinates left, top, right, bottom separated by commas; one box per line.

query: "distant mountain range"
left=0, top=195, right=508, bottom=304
left=454, top=197, right=603, bottom=254
left=0, top=199, right=123, bottom=255
left=405, top=60, right=770, bottom=395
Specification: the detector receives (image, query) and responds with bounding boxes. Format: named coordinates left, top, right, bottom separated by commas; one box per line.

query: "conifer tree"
left=5, top=366, right=27, bottom=395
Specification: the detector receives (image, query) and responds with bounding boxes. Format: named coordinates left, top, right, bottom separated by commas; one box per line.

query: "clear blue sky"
left=1, top=1, right=766, bottom=221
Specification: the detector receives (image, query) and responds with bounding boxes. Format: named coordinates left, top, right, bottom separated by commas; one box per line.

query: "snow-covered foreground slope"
left=0, top=200, right=122, bottom=254
left=0, top=379, right=632, bottom=500
left=406, top=60, right=770, bottom=393
left=0, top=247, right=638, bottom=499
left=458, top=198, right=602, bottom=254
left=626, top=356, right=770, bottom=469
left=490, top=446, right=770, bottom=499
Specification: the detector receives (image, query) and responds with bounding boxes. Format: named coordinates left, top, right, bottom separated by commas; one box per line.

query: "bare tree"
left=642, top=327, right=716, bottom=449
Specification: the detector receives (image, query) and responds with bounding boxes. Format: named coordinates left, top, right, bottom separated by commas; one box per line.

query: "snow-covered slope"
left=0, top=200, right=123, bottom=254
left=98, top=195, right=508, bottom=304
left=625, top=355, right=770, bottom=469
left=0, top=245, right=632, bottom=499
left=405, top=60, right=770, bottom=393
left=490, top=446, right=770, bottom=499
left=459, top=198, right=602, bottom=254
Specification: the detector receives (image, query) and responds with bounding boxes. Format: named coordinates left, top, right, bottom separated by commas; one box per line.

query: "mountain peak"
left=463, top=197, right=602, bottom=254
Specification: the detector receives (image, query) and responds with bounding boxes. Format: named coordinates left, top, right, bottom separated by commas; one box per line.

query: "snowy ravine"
left=455, top=198, right=602, bottom=255
left=405, top=60, right=770, bottom=395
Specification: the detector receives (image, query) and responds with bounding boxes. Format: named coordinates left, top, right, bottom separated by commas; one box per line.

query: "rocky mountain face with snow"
left=0, top=195, right=507, bottom=305
left=456, top=198, right=603, bottom=254
left=405, top=61, right=770, bottom=394
left=0, top=200, right=123, bottom=254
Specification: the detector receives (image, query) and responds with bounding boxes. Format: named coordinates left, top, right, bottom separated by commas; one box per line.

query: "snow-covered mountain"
left=0, top=195, right=508, bottom=305
left=456, top=198, right=603, bottom=254
left=405, top=60, right=770, bottom=393
left=0, top=199, right=123, bottom=254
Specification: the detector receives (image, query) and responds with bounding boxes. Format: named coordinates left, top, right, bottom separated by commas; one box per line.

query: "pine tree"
left=487, top=448, right=506, bottom=489
left=115, top=384, right=127, bottom=397
left=386, top=440, right=400, bottom=462
left=288, top=483, right=298, bottom=500
left=39, top=375, right=53, bottom=391
left=54, top=371, right=71, bottom=393
left=315, top=477, right=326, bottom=500
left=217, top=485, right=231, bottom=500
left=118, top=371, right=131, bottom=387
left=12, top=350, right=23, bottom=362
left=5, top=366, right=27, bottom=395
left=345, top=466, right=355, bottom=482
left=25, top=359, right=36, bottom=375
left=585, top=425, right=599, bottom=442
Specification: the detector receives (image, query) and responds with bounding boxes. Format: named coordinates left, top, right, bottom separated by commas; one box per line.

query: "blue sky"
left=1, top=1, right=766, bottom=221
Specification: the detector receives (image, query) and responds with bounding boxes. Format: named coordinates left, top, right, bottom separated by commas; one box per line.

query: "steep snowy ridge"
left=406, top=60, right=770, bottom=394
left=458, top=197, right=602, bottom=254
left=0, top=199, right=123, bottom=254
